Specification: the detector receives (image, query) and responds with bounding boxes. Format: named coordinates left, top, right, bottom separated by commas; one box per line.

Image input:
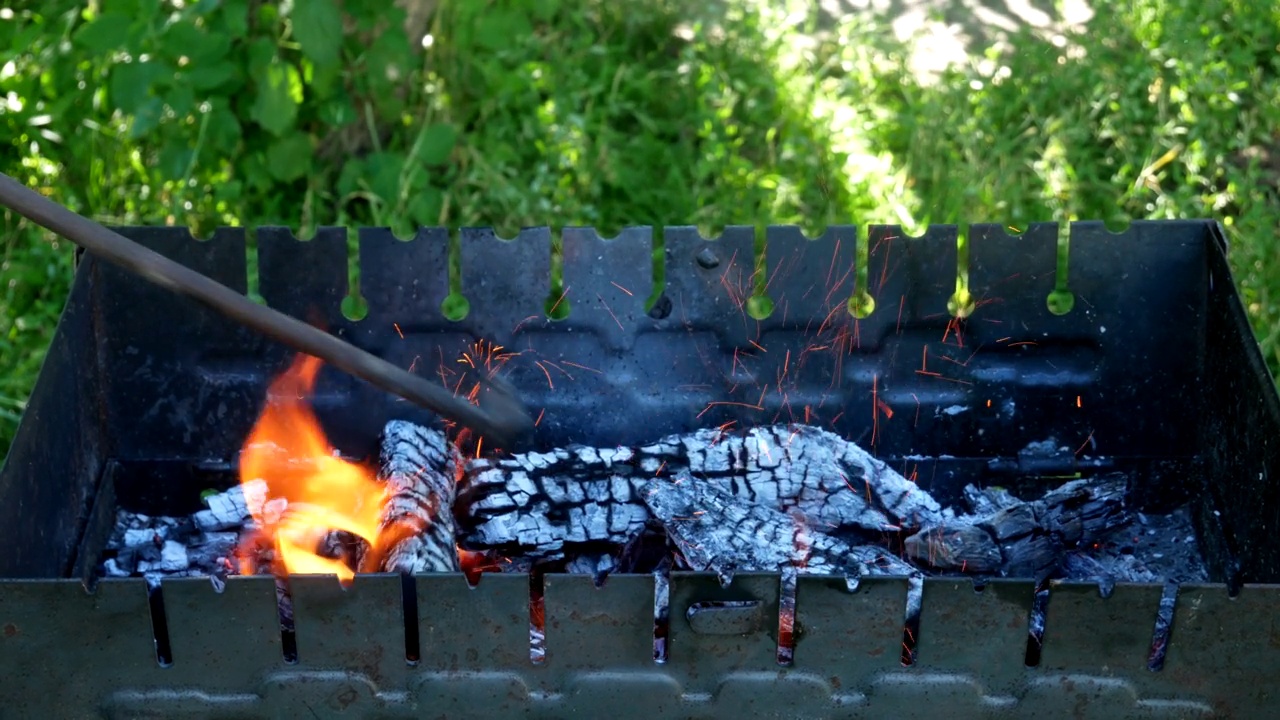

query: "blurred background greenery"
left=2, top=0, right=1278, bottom=456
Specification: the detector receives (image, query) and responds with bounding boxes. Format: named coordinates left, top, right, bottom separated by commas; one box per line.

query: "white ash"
left=99, top=494, right=253, bottom=587
left=457, top=423, right=947, bottom=562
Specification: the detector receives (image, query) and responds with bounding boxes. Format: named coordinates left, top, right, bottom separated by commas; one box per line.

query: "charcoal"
left=564, top=552, right=617, bottom=585
left=359, top=421, right=461, bottom=574
left=902, top=522, right=1004, bottom=573
left=136, top=540, right=189, bottom=573
left=903, top=474, right=1131, bottom=579
left=642, top=470, right=918, bottom=587
left=457, top=423, right=946, bottom=561
left=101, top=558, right=130, bottom=578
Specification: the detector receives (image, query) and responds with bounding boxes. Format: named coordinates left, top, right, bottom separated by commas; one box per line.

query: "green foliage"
left=2, top=0, right=1280, bottom=458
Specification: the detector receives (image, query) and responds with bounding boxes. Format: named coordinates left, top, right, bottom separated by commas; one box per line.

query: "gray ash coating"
left=456, top=423, right=947, bottom=562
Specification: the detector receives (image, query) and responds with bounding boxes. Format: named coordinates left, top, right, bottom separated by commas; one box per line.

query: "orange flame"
left=237, top=355, right=389, bottom=583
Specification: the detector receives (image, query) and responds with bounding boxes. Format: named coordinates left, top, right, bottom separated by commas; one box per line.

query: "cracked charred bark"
left=642, top=471, right=920, bottom=586
left=902, top=474, right=1132, bottom=578
left=455, top=423, right=946, bottom=560
left=359, top=420, right=462, bottom=574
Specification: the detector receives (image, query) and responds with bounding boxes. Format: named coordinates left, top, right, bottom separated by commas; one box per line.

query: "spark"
left=911, top=393, right=921, bottom=427
left=1075, top=430, right=1096, bottom=456
left=655, top=461, right=667, bottom=476
left=610, top=281, right=633, bottom=296
left=393, top=323, right=404, bottom=339
left=512, top=315, right=541, bottom=334
left=1008, top=341, right=1038, bottom=348
left=749, top=340, right=768, bottom=353
left=474, top=437, right=484, bottom=459
left=534, top=361, right=554, bottom=389
left=1076, top=395, right=1082, bottom=408
left=562, top=361, right=601, bottom=374
left=696, top=401, right=764, bottom=419
left=547, top=287, right=570, bottom=316
left=896, top=294, right=905, bottom=333
left=534, top=408, right=545, bottom=426
left=541, top=360, right=575, bottom=380
left=997, top=336, right=1012, bottom=343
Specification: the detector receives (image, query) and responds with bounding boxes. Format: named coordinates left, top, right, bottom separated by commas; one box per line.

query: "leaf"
left=475, top=9, right=533, bottom=51
left=246, top=38, right=277, bottom=77
left=185, top=61, right=236, bottom=91
left=165, top=83, right=195, bottom=116
left=160, top=19, right=226, bottom=62
left=290, top=0, right=343, bottom=67
left=265, top=134, right=314, bottom=182
left=109, top=61, right=169, bottom=114
left=158, top=141, right=195, bottom=180
left=318, top=96, right=357, bottom=126
left=337, top=158, right=366, bottom=198
left=220, top=0, right=250, bottom=38
left=205, top=104, right=243, bottom=153
left=128, top=97, right=165, bottom=139
left=72, top=13, right=133, bottom=52
left=419, top=123, right=458, bottom=166
left=250, top=61, right=302, bottom=136
left=408, top=186, right=444, bottom=226
left=363, top=151, right=405, bottom=203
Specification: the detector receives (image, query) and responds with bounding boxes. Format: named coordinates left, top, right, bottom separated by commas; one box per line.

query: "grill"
left=1, top=220, right=1278, bottom=718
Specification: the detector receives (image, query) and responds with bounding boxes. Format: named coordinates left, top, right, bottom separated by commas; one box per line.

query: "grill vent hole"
left=146, top=581, right=174, bottom=668
left=776, top=567, right=798, bottom=666
left=653, top=558, right=671, bottom=664
left=1023, top=580, right=1051, bottom=667
left=340, top=293, right=368, bottom=322
left=276, top=577, right=298, bottom=664
left=529, top=570, right=547, bottom=664
left=544, top=289, right=570, bottom=321
left=1147, top=581, right=1178, bottom=672
left=441, top=292, right=469, bottom=322
left=402, top=575, right=421, bottom=666
left=900, top=574, right=923, bottom=667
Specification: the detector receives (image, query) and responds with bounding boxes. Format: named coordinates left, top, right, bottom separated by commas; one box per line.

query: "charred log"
left=902, top=475, right=1132, bottom=579
left=456, top=423, right=946, bottom=560
left=642, top=470, right=919, bottom=586
left=359, top=420, right=462, bottom=574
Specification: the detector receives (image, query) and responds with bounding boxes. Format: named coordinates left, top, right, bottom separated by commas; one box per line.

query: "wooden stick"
left=0, top=172, right=534, bottom=446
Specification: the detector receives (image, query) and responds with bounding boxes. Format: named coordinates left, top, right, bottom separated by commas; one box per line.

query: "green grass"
left=2, top=0, right=1278, bottom=457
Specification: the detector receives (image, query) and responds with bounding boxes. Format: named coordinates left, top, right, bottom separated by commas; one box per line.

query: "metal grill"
left=1, top=220, right=1277, bottom=718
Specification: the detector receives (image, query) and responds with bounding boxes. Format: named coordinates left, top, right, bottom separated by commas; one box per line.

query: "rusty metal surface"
left=1, top=575, right=1276, bottom=718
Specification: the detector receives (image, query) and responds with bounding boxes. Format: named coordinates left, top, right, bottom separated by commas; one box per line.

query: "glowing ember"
left=236, top=354, right=389, bottom=584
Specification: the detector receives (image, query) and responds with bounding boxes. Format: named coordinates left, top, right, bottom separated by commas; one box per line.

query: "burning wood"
left=358, top=420, right=462, bottom=574
left=456, top=424, right=948, bottom=561
left=95, top=415, right=1208, bottom=601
